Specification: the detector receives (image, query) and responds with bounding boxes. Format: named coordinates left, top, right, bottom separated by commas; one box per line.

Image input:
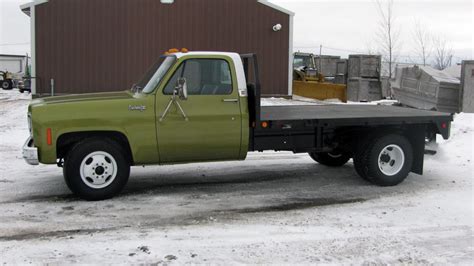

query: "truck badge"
left=128, top=105, right=147, bottom=112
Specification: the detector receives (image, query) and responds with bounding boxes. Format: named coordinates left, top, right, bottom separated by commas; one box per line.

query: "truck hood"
left=31, top=91, right=135, bottom=106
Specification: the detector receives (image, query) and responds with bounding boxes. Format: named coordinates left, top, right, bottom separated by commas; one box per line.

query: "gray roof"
left=20, top=0, right=49, bottom=16
left=0, top=54, right=28, bottom=58
left=21, top=0, right=295, bottom=17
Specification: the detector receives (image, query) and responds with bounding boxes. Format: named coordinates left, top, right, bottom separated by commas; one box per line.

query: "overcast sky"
left=1, top=0, right=472, bottom=64
left=272, top=0, right=473, bottom=63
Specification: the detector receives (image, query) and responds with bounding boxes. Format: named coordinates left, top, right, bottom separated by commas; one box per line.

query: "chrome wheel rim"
left=378, top=145, right=405, bottom=176
left=80, top=151, right=118, bottom=189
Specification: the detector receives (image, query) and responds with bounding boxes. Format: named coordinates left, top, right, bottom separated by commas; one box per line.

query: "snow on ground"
left=261, top=95, right=327, bottom=106
left=0, top=89, right=473, bottom=264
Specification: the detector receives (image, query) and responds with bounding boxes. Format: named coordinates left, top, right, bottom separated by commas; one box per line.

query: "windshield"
left=293, top=55, right=314, bottom=69
left=138, top=56, right=176, bottom=94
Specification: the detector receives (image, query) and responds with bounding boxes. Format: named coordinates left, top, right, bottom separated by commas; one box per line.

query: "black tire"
left=361, top=134, right=413, bottom=186
left=353, top=138, right=374, bottom=181
left=353, top=151, right=369, bottom=180
left=1, top=80, right=13, bottom=90
left=19, top=89, right=24, bottom=93
left=63, top=138, right=130, bottom=201
left=309, top=151, right=351, bottom=167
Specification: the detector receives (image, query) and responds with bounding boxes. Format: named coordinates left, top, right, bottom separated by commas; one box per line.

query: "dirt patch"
left=123, top=170, right=303, bottom=195
left=229, top=197, right=367, bottom=213
left=0, top=227, right=120, bottom=242
left=0, top=194, right=78, bottom=204
left=138, top=246, right=151, bottom=254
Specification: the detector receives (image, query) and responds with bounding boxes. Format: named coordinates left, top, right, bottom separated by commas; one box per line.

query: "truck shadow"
left=122, top=162, right=367, bottom=196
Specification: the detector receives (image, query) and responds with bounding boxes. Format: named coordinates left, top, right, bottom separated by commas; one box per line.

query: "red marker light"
left=441, top=122, right=447, bottom=129
left=46, top=128, right=52, bottom=145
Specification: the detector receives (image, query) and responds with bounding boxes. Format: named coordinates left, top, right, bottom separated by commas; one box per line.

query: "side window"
left=163, top=59, right=233, bottom=95
left=163, top=64, right=184, bottom=94
left=220, top=61, right=232, bottom=85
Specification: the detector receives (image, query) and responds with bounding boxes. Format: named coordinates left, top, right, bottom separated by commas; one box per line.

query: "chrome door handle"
left=223, top=99, right=239, bottom=103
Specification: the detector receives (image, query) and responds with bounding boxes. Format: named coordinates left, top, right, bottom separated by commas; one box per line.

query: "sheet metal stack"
left=313, top=55, right=342, bottom=84
left=346, top=55, right=383, bottom=102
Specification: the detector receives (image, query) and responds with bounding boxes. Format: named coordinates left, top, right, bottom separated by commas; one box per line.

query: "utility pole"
left=319, top=45, right=323, bottom=72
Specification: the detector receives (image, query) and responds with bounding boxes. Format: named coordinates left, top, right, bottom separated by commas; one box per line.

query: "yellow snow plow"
left=293, top=80, right=347, bottom=102
left=292, top=52, right=347, bottom=102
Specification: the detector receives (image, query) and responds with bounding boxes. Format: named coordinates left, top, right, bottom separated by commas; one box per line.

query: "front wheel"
left=309, top=151, right=351, bottom=167
left=1, top=80, right=13, bottom=90
left=63, top=138, right=130, bottom=201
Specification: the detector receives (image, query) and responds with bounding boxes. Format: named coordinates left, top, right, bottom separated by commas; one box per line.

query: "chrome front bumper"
left=22, top=137, right=39, bottom=165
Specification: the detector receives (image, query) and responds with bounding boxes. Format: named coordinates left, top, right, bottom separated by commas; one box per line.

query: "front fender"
left=31, top=93, right=158, bottom=165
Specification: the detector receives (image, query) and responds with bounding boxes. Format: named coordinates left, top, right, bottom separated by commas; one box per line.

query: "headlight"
left=27, top=113, right=32, bottom=137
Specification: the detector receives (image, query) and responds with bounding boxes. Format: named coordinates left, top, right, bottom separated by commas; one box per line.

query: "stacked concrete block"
left=334, top=60, right=348, bottom=85
left=460, top=61, right=474, bottom=113
left=348, top=55, right=382, bottom=78
left=314, top=55, right=341, bottom=78
left=380, top=77, right=391, bottom=98
left=347, top=55, right=383, bottom=102
left=347, top=78, right=383, bottom=102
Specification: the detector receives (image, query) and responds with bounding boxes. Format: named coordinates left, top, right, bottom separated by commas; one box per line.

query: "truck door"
left=156, top=57, right=243, bottom=163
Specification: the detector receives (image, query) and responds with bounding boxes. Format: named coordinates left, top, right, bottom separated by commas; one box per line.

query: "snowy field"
left=0, top=89, right=473, bottom=264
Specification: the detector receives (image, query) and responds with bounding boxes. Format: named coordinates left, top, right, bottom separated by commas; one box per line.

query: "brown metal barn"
left=20, top=0, right=294, bottom=97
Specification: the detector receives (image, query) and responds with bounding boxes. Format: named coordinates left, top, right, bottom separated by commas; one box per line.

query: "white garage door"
left=0, top=59, right=22, bottom=73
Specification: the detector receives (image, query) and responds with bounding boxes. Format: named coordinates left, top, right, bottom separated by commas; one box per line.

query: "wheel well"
left=57, top=131, right=134, bottom=164
left=335, top=125, right=426, bottom=174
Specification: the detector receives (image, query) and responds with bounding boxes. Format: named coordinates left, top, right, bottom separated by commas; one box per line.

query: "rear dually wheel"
left=309, top=151, right=351, bottom=167
left=355, top=134, right=413, bottom=186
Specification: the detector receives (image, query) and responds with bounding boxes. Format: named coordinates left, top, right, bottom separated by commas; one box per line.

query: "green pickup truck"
left=23, top=52, right=452, bottom=201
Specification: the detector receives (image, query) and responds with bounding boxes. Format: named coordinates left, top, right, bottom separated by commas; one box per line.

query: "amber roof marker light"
left=165, top=48, right=189, bottom=55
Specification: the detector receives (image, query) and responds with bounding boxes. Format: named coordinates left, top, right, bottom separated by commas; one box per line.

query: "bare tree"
left=375, top=0, right=401, bottom=78
left=412, top=19, right=432, bottom=66
left=432, top=35, right=454, bottom=70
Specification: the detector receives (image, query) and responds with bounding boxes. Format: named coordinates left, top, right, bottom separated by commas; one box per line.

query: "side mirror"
left=175, top=77, right=188, bottom=100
